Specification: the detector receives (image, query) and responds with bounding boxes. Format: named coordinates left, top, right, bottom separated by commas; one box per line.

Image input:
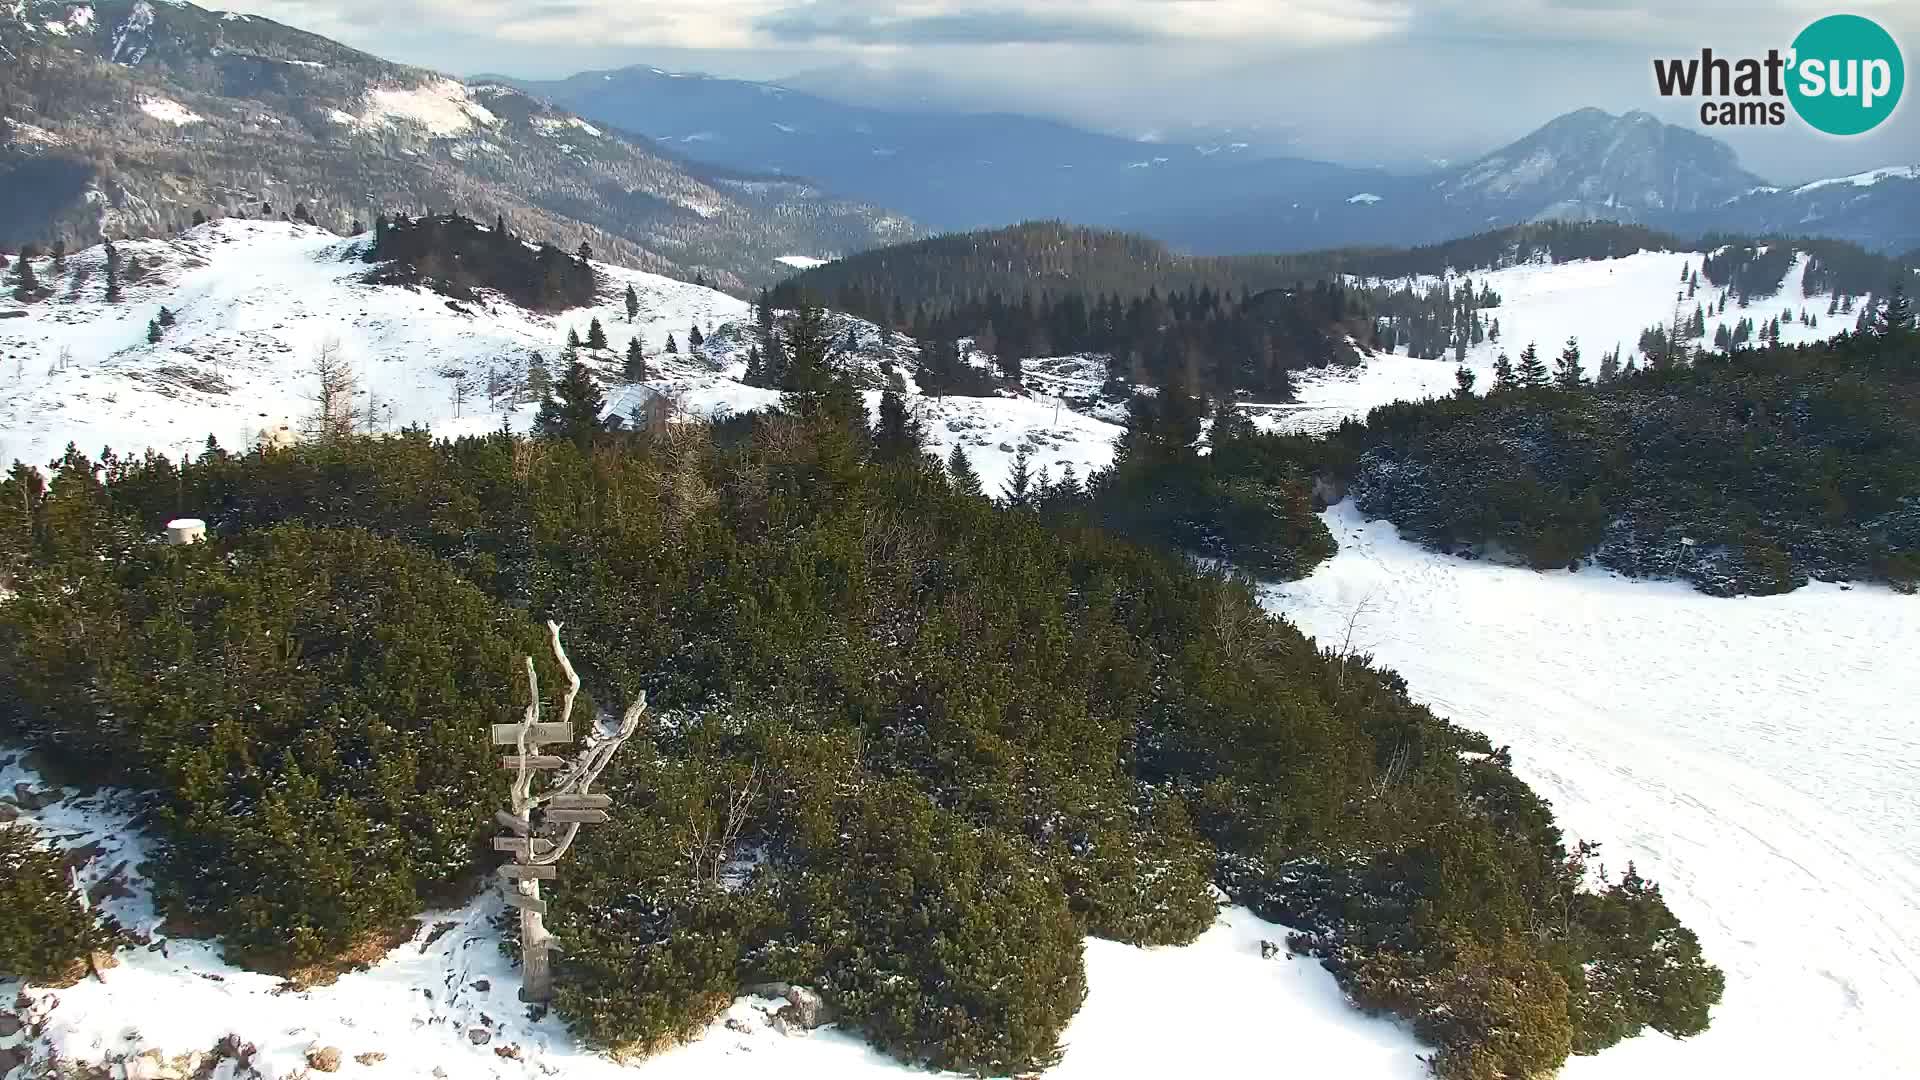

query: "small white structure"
left=165, top=518, right=207, bottom=545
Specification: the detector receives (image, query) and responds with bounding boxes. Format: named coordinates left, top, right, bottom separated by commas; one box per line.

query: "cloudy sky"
left=224, top=0, right=1917, bottom=181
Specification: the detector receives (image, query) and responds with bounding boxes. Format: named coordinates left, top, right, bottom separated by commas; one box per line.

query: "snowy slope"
left=1263, top=503, right=1920, bottom=1079
left=1253, top=249, right=1853, bottom=435
left=0, top=752, right=1428, bottom=1079
left=0, top=221, right=1125, bottom=499
left=0, top=220, right=750, bottom=467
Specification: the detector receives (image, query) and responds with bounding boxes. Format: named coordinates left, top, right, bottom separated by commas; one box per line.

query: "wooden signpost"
left=494, top=620, right=646, bottom=1003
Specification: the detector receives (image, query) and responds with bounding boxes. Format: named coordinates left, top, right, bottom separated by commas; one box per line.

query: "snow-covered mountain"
left=1704, top=165, right=1920, bottom=258
left=0, top=1, right=916, bottom=287
left=1435, top=108, right=1764, bottom=221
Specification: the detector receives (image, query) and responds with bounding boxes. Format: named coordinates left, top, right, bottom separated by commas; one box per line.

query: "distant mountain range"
left=0, top=1, right=915, bottom=286
left=503, top=68, right=1920, bottom=256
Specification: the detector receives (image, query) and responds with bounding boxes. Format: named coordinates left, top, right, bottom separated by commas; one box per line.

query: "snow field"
left=1261, top=503, right=1920, bottom=1078
left=1257, top=249, right=1854, bottom=435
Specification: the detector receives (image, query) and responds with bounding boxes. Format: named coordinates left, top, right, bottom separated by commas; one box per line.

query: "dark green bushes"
left=0, top=825, right=117, bottom=984
left=0, top=516, right=559, bottom=972
left=1339, top=328, right=1920, bottom=593
left=0, top=412, right=1721, bottom=1076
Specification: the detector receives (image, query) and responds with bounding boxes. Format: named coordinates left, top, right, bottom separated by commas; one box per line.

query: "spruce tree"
left=1003, top=444, right=1034, bottom=507
left=525, top=350, right=552, bottom=402
left=567, top=327, right=582, bottom=350
left=1516, top=343, right=1549, bottom=388
left=12, top=255, right=37, bottom=302
left=1492, top=352, right=1517, bottom=392
left=665, top=333, right=678, bottom=354
left=625, top=284, right=639, bottom=322
left=1454, top=365, right=1476, bottom=398
left=624, top=336, right=647, bottom=382
left=587, top=318, right=608, bottom=351
left=104, top=241, right=121, bottom=304
left=744, top=346, right=765, bottom=387
left=947, top=444, right=983, bottom=496
left=874, top=389, right=923, bottom=461
left=534, top=360, right=606, bottom=447
left=1597, top=346, right=1622, bottom=383
left=158, top=306, right=175, bottom=328
left=147, top=319, right=162, bottom=343
left=1554, top=338, right=1585, bottom=390
left=1878, top=282, right=1911, bottom=337
left=689, top=323, right=704, bottom=349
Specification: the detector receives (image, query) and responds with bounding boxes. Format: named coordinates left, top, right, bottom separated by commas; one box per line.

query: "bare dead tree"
left=1332, top=591, right=1377, bottom=690
left=302, top=336, right=360, bottom=443
left=677, top=763, right=761, bottom=887
left=493, top=620, right=646, bottom=1002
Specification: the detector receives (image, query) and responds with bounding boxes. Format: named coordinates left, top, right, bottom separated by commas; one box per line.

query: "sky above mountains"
left=221, top=0, right=1918, bottom=181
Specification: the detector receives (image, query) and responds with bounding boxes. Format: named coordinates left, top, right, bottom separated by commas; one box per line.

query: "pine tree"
left=665, top=333, right=678, bottom=354
left=1554, top=338, right=1585, bottom=390
left=1516, top=343, right=1549, bottom=388
left=158, top=306, right=175, bottom=328
left=624, top=337, right=647, bottom=382
left=1492, top=352, right=1517, bottom=392
left=1003, top=444, right=1034, bottom=507
left=576, top=242, right=593, bottom=264
left=947, top=444, right=983, bottom=497
left=1489, top=318, right=1501, bottom=344
left=689, top=324, right=704, bottom=349
left=534, top=360, right=607, bottom=447
left=743, top=346, right=765, bottom=387
left=624, top=284, right=640, bottom=323
left=147, top=319, right=162, bottom=344
left=587, top=318, right=608, bottom=351
left=567, top=327, right=582, bottom=350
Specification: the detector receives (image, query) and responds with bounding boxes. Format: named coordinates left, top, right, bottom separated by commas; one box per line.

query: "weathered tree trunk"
left=494, top=620, right=645, bottom=1003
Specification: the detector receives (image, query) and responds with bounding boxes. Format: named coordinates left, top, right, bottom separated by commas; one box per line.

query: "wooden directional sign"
left=500, top=755, right=567, bottom=771
left=498, top=863, right=558, bottom=881
left=503, top=891, right=547, bottom=915
left=492, top=723, right=573, bottom=746
left=492, top=836, right=556, bottom=858
left=547, top=793, right=612, bottom=811
left=544, top=808, right=610, bottom=824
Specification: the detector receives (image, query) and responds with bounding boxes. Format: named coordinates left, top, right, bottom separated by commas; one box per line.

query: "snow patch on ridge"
left=138, top=96, right=203, bottom=126
left=362, top=80, right=500, bottom=137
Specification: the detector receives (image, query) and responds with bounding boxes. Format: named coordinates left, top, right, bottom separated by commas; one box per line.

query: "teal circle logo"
left=1788, top=14, right=1904, bottom=135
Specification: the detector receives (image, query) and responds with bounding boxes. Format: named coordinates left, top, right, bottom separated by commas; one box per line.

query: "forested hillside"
left=0, top=366, right=1721, bottom=1078
left=1328, top=305, right=1920, bottom=595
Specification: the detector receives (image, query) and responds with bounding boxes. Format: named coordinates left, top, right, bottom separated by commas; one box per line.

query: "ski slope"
left=1262, top=503, right=1920, bottom=1079
left=1255, top=250, right=1855, bottom=434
